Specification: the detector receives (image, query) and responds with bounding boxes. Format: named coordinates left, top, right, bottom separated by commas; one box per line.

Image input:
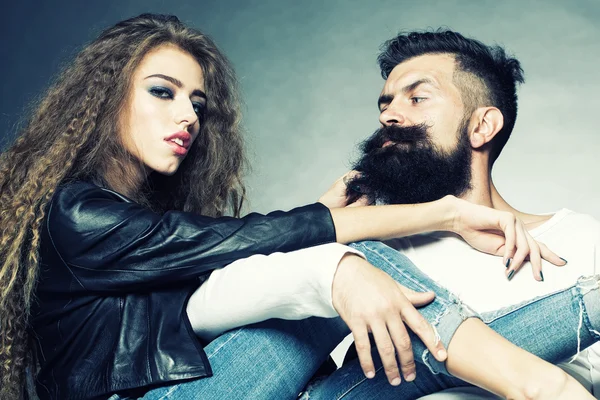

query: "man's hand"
left=449, top=196, right=567, bottom=281
left=332, top=254, right=447, bottom=386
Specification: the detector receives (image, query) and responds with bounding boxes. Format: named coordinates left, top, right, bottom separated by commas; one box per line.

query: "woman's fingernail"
left=507, top=270, right=515, bottom=281
left=505, top=258, right=512, bottom=269
left=391, top=377, right=401, bottom=386
left=539, top=271, right=544, bottom=282
left=366, top=371, right=375, bottom=379
left=560, top=257, right=568, bottom=265
left=437, top=349, right=447, bottom=359
left=405, top=373, right=416, bottom=382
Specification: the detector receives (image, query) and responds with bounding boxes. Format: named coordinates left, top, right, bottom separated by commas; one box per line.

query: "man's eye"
left=411, top=97, right=427, bottom=104
left=149, top=87, right=174, bottom=99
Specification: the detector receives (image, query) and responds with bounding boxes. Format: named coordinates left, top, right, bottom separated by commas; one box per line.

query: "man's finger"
left=400, top=304, right=447, bottom=362
left=387, top=315, right=416, bottom=382
left=351, top=324, right=376, bottom=379
left=398, top=286, right=435, bottom=307
left=371, top=321, right=402, bottom=385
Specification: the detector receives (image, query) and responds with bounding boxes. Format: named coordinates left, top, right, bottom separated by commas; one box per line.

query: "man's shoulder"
left=534, top=209, right=600, bottom=238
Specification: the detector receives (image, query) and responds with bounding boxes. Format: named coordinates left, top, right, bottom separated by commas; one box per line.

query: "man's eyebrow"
left=401, top=78, right=438, bottom=94
left=378, top=78, right=438, bottom=110
left=378, top=94, right=394, bottom=110
left=144, top=73, right=206, bottom=99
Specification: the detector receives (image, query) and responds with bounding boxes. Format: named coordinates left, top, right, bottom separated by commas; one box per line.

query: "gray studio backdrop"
left=1, top=0, right=599, bottom=219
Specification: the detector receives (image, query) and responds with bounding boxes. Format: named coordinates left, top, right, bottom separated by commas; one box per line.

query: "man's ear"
left=469, top=107, right=504, bottom=149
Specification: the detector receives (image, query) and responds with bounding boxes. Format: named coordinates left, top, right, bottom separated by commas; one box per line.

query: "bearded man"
left=325, top=30, right=600, bottom=399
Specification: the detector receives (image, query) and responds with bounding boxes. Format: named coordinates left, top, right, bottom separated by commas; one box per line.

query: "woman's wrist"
left=328, top=194, right=461, bottom=243
left=436, top=195, right=460, bottom=233
left=398, top=195, right=458, bottom=236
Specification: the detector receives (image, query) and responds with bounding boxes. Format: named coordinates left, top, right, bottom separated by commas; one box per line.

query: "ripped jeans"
left=110, top=241, right=600, bottom=400
left=303, top=242, right=600, bottom=399
left=109, top=240, right=478, bottom=400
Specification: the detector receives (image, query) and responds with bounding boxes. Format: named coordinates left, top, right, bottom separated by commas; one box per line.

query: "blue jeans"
left=303, top=243, right=600, bottom=399
left=109, top=241, right=600, bottom=399
left=109, top=241, right=477, bottom=400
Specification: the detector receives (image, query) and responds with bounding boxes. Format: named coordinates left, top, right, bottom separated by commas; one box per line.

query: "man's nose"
left=379, top=104, right=406, bottom=127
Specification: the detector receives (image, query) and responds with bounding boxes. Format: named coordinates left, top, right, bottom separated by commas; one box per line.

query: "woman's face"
left=121, top=44, right=206, bottom=176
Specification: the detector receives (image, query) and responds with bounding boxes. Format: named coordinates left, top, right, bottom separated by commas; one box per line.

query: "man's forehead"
left=382, top=53, right=457, bottom=94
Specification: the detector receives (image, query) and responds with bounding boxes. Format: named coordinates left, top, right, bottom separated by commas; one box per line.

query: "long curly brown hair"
left=0, top=13, right=246, bottom=399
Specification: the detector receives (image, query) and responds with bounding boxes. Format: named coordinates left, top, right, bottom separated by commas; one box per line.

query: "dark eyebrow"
left=402, top=78, right=438, bottom=94
left=377, top=94, right=394, bottom=110
left=144, top=73, right=206, bottom=99
left=378, top=78, right=439, bottom=110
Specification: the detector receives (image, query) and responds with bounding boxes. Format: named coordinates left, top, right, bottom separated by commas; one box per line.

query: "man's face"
left=378, top=53, right=466, bottom=154
left=350, top=53, right=474, bottom=205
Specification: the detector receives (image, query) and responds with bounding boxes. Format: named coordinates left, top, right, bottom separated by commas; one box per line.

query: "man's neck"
left=458, top=161, right=553, bottom=230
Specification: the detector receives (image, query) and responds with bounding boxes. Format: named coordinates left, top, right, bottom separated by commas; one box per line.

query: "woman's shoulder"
left=54, top=180, right=129, bottom=202
left=48, top=181, right=140, bottom=230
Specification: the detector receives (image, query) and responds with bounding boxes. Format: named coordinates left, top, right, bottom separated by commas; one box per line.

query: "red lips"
left=164, top=131, right=192, bottom=150
left=164, top=131, right=192, bottom=156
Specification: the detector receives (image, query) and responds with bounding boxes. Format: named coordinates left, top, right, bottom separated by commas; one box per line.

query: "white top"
left=385, top=209, right=600, bottom=314
left=186, top=242, right=363, bottom=340
left=185, top=209, right=600, bottom=398
left=394, top=209, right=600, bottom=399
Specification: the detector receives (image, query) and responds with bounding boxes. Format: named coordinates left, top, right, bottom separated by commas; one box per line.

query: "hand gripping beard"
left=348, top=122, right=472, bottom=205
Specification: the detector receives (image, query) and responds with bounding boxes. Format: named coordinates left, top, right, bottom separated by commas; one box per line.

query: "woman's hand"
left=319, top=171, right=369, bottom=209
left=332, top=254, right=447, bottom=386
left=448, top=196, right=566, bottom=281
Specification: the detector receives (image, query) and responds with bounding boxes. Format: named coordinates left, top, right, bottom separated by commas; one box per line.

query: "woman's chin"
left=151, top=162, right=181, bottom=176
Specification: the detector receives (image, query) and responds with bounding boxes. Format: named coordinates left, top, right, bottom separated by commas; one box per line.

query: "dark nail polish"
left=559, top=257, right=568, bottom=265
left=507, top=270, right=515, bottom=281
left=505, top=258, right=512, bottom=269
left=539, top=271, right=544, bottom=282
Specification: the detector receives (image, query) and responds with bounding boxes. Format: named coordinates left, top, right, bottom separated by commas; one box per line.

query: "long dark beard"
left=348, top=122, right=472, bottom=205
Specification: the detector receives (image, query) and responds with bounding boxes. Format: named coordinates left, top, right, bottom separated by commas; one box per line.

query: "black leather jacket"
left=31, top=181, right=336, bottom=400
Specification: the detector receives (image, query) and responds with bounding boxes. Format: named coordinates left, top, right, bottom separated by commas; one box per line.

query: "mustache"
left=362, top=123, right=430, bottom=153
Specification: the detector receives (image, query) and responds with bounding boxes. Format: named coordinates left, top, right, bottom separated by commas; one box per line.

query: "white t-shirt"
left=186, top=242, right=361, bottom=340
left=385, top=209, right=599, bottom=314
left=391, top=209, right=600, bottom=399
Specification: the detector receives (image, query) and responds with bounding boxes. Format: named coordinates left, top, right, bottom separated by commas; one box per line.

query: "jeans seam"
left=578, top=280, right=600, bottom=341
left=337, top=365, right=384, bottom=399
left=355, top=243, right=452, bottom=308
left=206, top=328, right=245, bottom=359
left=157, top=384, right=180, bottom=400
left=480, top=285, right=575, bottom=324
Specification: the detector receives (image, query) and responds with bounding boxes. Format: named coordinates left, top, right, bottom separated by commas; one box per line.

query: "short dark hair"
left=378, top=30, right=524, bottom=164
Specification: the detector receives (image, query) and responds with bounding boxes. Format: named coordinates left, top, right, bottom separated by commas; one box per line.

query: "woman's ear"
left=469, top=107, right=504, bottom=149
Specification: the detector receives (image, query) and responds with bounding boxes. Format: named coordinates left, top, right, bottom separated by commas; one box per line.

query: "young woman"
left=0, top=13, right=592, bottom=400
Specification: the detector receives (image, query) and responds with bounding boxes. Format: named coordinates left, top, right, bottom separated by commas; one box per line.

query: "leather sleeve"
left=45, top=182, right=336, bottom=293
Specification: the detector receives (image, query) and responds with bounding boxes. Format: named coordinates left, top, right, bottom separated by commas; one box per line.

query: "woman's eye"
left=192, top=102, right=205, bottom=117
left=149, top=87, right=174, bottom=99
left=411, top=97, right=427, bottom=104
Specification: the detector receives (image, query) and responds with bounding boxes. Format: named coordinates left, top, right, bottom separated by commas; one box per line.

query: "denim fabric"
left=109, top=240, right=475, bottom=400
left=109, top=316, right=348, bottom=400
left=304, top=244, right=600, bottom=399
left=349, top=241, right=478, bottom=375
